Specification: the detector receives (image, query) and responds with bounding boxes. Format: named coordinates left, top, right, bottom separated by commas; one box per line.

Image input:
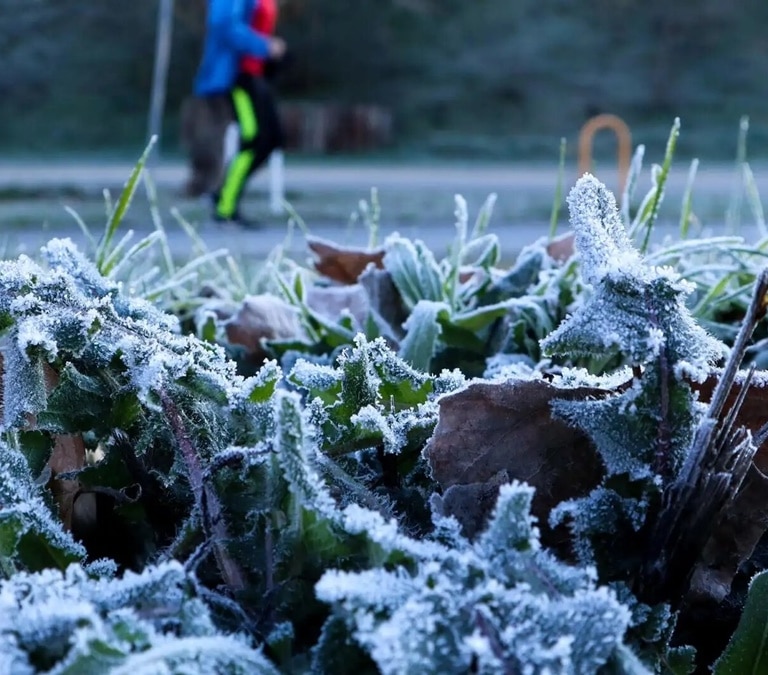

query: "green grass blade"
left=96, top=136, right=157, bottom=270
left=548, top=137, right=567, bottom=240
left=446, top=195, right=469, bottom=311
left=725, top=115, right=750, bottom=233
left=366, top=187, right=381, bottom=249
left=64, top=206, right=97, bottom=250
left=143, top=170, right=175, bottom=276
left=284, top=201, right=309, bottom=237
left=170, top=207, right=215, bottom=258
left=108, top=232, right=164, bottom=279
left=470, top=192, right=498, bottom=241
left=620, top=144, right=645, bottom=227
left=679, top=158, right=699, bottom=239
left=639, top=118, right=680, bottom=253
left=743, top=162, right=767, bottom=239
left=100, top=229, right=137, bottom=276
left=691, top=273, right=737, bottom=317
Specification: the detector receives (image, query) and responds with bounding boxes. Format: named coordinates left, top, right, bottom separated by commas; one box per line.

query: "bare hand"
left=268, top=37, right=287, bottom=60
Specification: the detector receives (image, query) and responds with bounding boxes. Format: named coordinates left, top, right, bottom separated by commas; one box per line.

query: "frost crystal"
left=566, top=174, right=641, bottom=286
left=317, top=483, right=635, bottom=674
left=0, top=239, right=250, bottom=422
left=0, top=561, right=277, bottom=674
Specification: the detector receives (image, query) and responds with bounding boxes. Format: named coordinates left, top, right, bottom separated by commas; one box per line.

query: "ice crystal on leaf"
left=316, top=483, right=636, bottom=674
left=0, top=561, right=277, bottom=674
left=0, top=439, right=85, bottom=572
left=565, top=173, right=641, bottom=286
left=0, top=239, right=247, bottom=424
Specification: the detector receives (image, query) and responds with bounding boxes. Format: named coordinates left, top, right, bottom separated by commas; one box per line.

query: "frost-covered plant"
left=544, top=175, right=724, bottom=568
left=287, top=334, right=466, bottom=533
left=0, top=438, right=84, bottom=575
left=0, top=237, right=468, bottom=660
left=316, top=482, right=639, bottom=674
left=266, top=195, right=544, bottom=377
left=0, top=560, right=277, bottom=674
left=531, top=174, right=733, bottom=669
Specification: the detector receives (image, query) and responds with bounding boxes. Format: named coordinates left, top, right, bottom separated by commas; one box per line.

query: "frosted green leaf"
left=318, top=488, right=637, bottom=674
left=567, top=174, right=641, bottom=286
left=383, top=235, right=444, bottom=310
left=0, top=560, right=276, bottom=673
left=273, top=390, right=338, bottom=519
left=398, top=300, right=449, bottom=371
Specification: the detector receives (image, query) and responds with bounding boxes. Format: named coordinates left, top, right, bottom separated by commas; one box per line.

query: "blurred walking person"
left=194, top=0, right=287, bottom=227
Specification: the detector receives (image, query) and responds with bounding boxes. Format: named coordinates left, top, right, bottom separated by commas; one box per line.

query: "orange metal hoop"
left=578, top=114, right=632, bottom=194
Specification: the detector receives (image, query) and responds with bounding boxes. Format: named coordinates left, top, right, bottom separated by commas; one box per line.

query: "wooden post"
left=578, top=114, right=632, bottom=194
left=147, top=0, right=175, bottom=158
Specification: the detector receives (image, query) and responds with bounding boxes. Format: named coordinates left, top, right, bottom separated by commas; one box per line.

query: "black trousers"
left=215, top=73, right=284, bottom=218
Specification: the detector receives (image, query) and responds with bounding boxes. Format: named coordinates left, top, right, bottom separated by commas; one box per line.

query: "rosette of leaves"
left=0, top=238, right=280, bottom=574
left=315, top=482, right=640, bottom=675
left=260, top=194, right=558, bottom=378
left=287, top=334, right=466, bottom=533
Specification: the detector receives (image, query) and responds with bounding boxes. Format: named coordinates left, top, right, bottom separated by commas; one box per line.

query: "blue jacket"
left=194, top=0, right=270, bottom=96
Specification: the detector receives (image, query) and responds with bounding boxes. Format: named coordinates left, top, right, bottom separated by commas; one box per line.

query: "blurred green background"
left=2, top=0, right=768, bottom=160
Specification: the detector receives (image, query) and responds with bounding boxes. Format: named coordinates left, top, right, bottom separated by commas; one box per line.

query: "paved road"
left=2, top=159, right=766, bottom=192
left=1, top=160, right=766, bottom=259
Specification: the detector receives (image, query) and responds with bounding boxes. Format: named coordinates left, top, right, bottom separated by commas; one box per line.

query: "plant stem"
left=706, top=268, right=768, bottom=423
left=160, top=390, right=246, bottom=590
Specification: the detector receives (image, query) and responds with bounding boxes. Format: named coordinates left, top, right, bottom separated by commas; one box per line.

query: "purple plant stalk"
left=160, top=390, right=245, bottom=591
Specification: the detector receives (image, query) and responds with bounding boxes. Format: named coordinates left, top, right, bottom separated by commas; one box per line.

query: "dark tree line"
left=2, top=0, right=767, bottom=157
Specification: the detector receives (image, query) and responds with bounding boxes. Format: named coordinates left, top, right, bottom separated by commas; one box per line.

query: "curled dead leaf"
left=546, top=231, right=575, bottom=263
left=307, top=235, right=385, bottom=284
left=358, top=265, right=408, bottom=343
left=306, top=284, right=371, bottom=329
left=424, top=378, right=607, bottom=539
left=224, top=294, right=304, bottom=361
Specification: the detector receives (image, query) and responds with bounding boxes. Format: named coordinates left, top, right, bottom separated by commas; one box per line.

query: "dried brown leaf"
left=43, top=364, right=85, bottom=531
left=307, top=236, right=385, bottom=284
left=424, top=378, right=607, bottom=538
left=306, top=284, right=370, bottom=329
left=224, top=294, right=304, bottom=361
left=546, top=231, right=575, bottom=263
